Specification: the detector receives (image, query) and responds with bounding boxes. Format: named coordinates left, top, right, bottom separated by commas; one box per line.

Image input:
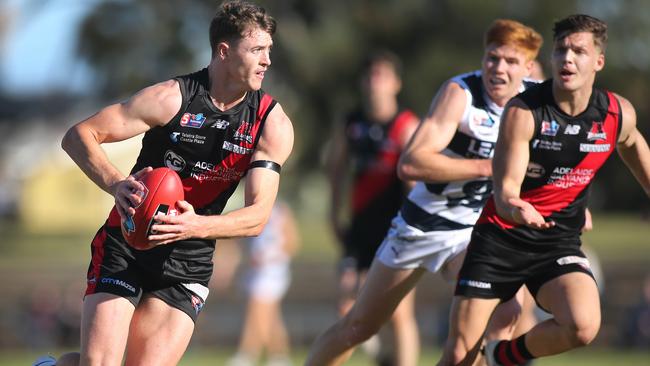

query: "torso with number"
left=402, top=71, right=538, bottom=230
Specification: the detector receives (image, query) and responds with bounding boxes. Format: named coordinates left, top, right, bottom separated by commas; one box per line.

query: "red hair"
left=485, top=19, right=543, bottom=61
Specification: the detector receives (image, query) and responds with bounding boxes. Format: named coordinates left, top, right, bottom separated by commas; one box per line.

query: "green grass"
left=0, top=212, right=648, bottom=366
left=1, top=208, right=647, bottom=266
left=581, top=213, right=650, bottom=262
left=3, top=346, right=649, bottom=366
left=291, top=211, right=650, bottom=263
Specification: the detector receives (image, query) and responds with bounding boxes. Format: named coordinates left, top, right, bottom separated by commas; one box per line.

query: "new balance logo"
left=564, top=124, right=581, bottom=135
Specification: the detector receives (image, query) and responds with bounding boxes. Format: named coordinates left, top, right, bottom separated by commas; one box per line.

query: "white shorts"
left=375, top=214, right=473, bottom=273
left=244, top=262, right=290, bottom=302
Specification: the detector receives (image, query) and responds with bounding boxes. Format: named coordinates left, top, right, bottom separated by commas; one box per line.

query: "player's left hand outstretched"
left=147, top=200, right=205, bottom=245
left=509, top=197, right=555, bottom=229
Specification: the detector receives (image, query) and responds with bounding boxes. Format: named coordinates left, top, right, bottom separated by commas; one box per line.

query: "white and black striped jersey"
left=401, top=71, right=538, bottom=232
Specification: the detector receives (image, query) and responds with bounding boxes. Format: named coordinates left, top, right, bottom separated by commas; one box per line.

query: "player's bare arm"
left=62, top=79, right=182, bottom=219
left=398, top=80, right=491, bottom=183
left=149, top=103, right=294, bottom=244
left=326, top=123, right=350, bottom=242
left=493, top=98, right=554, bottom=228
left=614, top=95, right=650, bottom=196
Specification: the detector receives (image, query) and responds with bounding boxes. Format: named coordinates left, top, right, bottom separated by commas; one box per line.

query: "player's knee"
left=573, top=321, right=600, bottom=347
left=567, top=316, right=601, bottom=347
left=343, top=314, right=382, bottom=345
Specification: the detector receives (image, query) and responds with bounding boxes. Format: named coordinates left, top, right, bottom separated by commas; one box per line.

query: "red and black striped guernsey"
left=477, top=79, right=621, bottom=246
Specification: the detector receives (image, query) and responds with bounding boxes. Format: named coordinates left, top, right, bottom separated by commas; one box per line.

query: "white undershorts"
left=244, top=262, right=290, bottom=302
left=375, top=214, right=473, bottom=273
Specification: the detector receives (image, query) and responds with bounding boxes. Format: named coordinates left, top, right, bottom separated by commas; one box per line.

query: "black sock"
left=493, top=335, right=535, bottom=365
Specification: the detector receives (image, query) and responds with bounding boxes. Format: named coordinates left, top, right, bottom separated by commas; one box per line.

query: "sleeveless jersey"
left=477, top=80, right=622, bottom=245
left=346, top=107, right=416, bottom=219
left=401, top=71, right=537, bottom=232
left=104, top=68, right=276, bottom=261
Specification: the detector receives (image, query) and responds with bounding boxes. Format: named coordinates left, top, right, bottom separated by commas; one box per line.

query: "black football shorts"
left=84, top=225, right=211, bottom=322
left=455, top=225, right=596, bottom=304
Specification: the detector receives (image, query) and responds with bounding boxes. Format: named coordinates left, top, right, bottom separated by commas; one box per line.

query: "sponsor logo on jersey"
left=458, top=279, right=492, bottom=289
left=467, top=139, right=495, bottom=158
left=526, top=162, right=545, bottom=178
left=587, top=122, right=606, bottom=141
left=164, top=150, right=186, bottom=172
left=101, top=277, right=137, bottom=293
left=233, top=121, right=253, bottom=143
left=211, top=119, right=230, bottom=129
left=170, top=131, right=206, bottom=145
left=580, top=143, right=610, bottom=153
left=549, top=167, right=594, bottom=188
left=180, top=113, right=206, bottom=128
left=541, top=120, right=559, bottom=136
left=556, top=255, right=591, bottom=271
left=472, top=113, right=495, bottom=127
left=223, top=141, right=252, bottom=154
left=368, top=124, right=384, bottom=141
left=564, top=124, right=581, bottom=135
left=191, top=161, right=245, bottom=182
left=532, top=139, right=563, bottom=151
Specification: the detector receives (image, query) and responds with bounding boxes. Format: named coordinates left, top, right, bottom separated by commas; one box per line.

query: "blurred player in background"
left=308, top=19, right=543, bottom=366
left=226, top=201, right=300, bottom=366
left=34, top=1, right=293, bottom=365
left=326, top=49, right=420, bottom=365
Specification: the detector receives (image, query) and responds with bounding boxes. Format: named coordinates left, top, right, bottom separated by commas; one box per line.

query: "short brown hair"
left=209, top=1, right=276, bottom=55
left=362, top=49, right=403, bottom=79
left=484, top=19, right=543, bottom=61
left=553, top=14, right=607, bottom=52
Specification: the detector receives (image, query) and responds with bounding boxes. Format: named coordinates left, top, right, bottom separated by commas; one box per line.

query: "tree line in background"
left=19, top=0, right=650, bottom=211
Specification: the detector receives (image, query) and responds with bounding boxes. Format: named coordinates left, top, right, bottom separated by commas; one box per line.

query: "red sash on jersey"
left=106, top=93, right=276, bottom=227
left=351, top=110, right=415, bottom=214
left=181, top=93, right=275, bottom=209
left=478, top=92, right=620, bottom=229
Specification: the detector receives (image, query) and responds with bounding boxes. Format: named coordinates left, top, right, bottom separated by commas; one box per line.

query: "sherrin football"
left=121, top=167, right=184, bottom=250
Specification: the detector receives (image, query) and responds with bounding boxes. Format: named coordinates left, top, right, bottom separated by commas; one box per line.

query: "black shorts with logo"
left=84, top=225, right=213, bottom=322
left=455, top=224, right=596, bottom=304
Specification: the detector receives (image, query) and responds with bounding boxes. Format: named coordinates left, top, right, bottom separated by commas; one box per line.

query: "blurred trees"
left=74, top=0, right=650, bottom=211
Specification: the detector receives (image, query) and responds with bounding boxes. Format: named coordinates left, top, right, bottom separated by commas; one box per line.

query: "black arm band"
left=249, top=160, right=281, bottom=174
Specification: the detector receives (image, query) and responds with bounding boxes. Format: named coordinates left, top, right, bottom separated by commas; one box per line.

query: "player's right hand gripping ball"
left=121, top=167, right=184, bottom=250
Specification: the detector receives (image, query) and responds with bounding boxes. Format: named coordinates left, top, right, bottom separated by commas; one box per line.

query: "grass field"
left=0, top=208, right=648, bottom=264
left=0, top=212, right=648, bottom=365
left=3, top=346, right=649, bottom=365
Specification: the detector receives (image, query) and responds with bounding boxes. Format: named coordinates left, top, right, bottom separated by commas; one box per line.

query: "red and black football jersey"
left=86, top=68, right=279, bottom=289
left=100, top=68, right=275, bottom=264
left=345, top=109, right=416, bottom=216
left=478, top=80, right=622, bottom=245
left=342, top=108, right=416, bottom=267
left=106, top=68, right=276, bottom=228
